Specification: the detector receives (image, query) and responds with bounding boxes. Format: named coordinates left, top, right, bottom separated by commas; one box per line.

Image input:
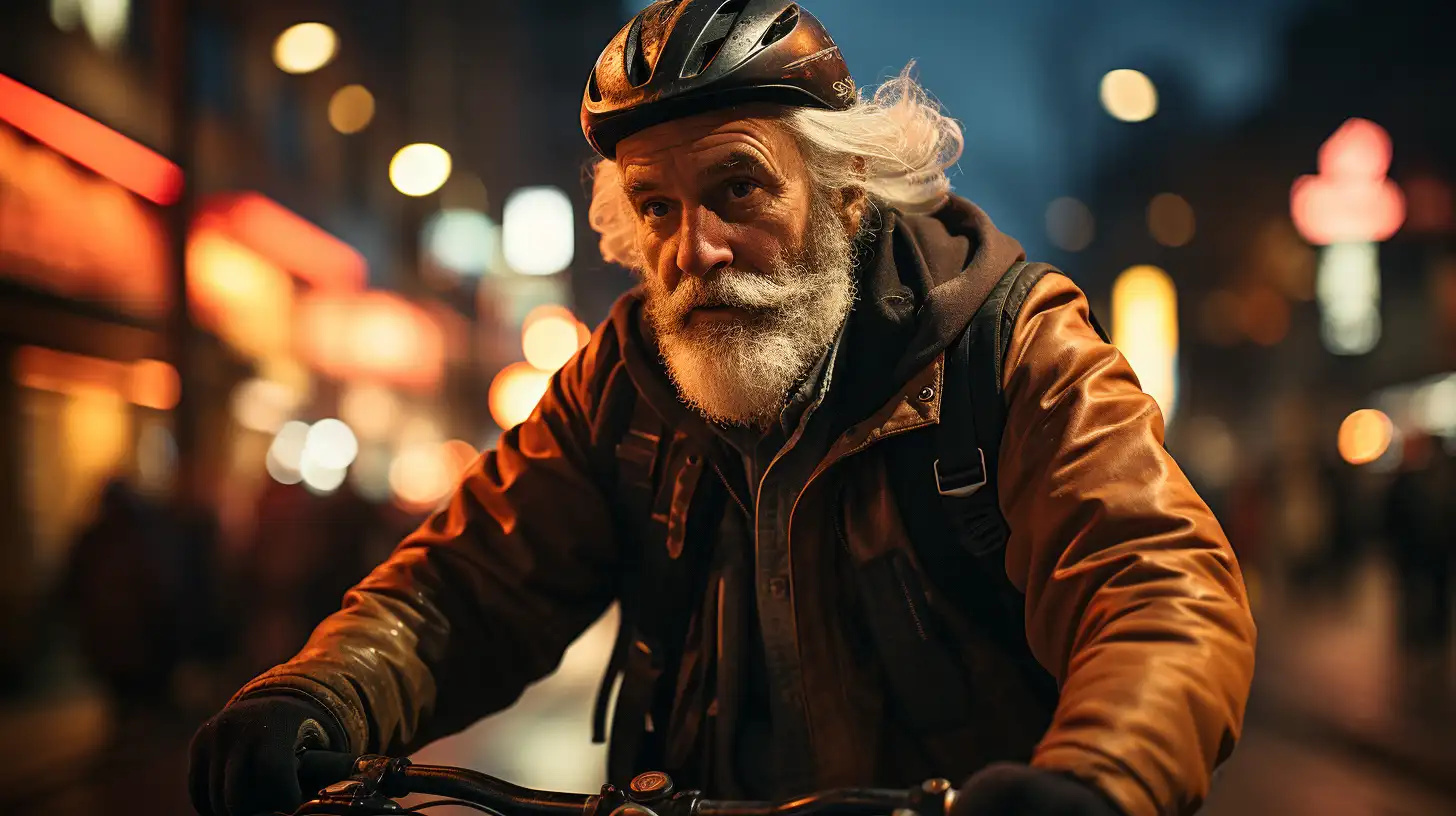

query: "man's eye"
left=641, top=201, right=670, bottom=219
left=727, top=180, right=759, bottom=200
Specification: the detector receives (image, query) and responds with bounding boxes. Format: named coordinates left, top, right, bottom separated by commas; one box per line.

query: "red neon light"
left=197, top=193, right=367, bottom=292
left=1290, top=118, right=1405, bottom=245
left=0, top=73, right=183, bottom=205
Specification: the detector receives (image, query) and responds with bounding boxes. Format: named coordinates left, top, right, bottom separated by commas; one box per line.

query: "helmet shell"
left=582, top=1, right=855, bottom=158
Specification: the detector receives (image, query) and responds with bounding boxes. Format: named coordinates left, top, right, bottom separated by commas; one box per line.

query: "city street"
left=5, top=561, right=1452, bottom=816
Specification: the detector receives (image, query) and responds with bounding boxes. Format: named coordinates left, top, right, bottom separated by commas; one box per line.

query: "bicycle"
left=282, top=750, right=958, bottom=816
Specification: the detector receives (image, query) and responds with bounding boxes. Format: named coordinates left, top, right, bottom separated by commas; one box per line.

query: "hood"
left=610, top=194, right=1026, bottom=431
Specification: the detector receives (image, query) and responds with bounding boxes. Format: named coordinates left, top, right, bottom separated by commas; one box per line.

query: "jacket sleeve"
left=996, top=273, right=1257, bottom=816
left=231, top=325, right=628, bottom=756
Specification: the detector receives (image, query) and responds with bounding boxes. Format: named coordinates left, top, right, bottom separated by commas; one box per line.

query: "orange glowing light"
left=1290, top=119, right=1405, bottom=245
left=186, top=228, right=295, bottom=360
left=0, top=73, right=182, bottom=205
left=521, top=305, right=587, bottom=372
left=296, top=291, right=446, bottom=392
left=1338, top=408, right=1393, bottom=465
left=0, top=124, right=170, bottom=316
left=442, top=439, right=480, bottom=478
left=131, top=359, right=181, bottom=410
left=196, top=193, right=367, bottom=292
left=13, top=346, right=179, bottom=410
left=488, top=362, right=551, bottom=430
left=389, top=443, right=455, bottom=508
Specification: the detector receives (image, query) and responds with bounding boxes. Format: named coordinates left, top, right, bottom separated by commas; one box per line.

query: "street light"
left=274, top=23, right=338, bottom=75
left=1100, top=69, right=1158, bottom=122
left=328, top=84, right=375, bottom=134
left=390, top=143, right=453, bottom=197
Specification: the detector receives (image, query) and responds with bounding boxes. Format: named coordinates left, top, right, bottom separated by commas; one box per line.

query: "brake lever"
left=294, top=755, right=414, bottom=816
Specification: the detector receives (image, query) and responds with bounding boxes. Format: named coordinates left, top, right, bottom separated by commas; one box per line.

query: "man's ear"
left=837, top=155, right=870, bottom=237
left=839, top=185, right=870, bottom=238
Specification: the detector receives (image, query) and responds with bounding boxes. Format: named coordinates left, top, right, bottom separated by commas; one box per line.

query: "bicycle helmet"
left=582, top=1, right=856, bottom=158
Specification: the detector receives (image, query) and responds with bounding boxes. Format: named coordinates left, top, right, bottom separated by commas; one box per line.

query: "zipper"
left=709, top=459, right=751, bottom=520
left=889, top=553, right=930, bottom=642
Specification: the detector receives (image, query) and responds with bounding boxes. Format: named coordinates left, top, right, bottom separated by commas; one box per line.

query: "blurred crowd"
left=38, top=473, right=417, bottom=733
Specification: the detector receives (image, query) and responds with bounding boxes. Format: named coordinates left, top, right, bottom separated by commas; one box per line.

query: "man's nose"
left=675, top=205, right=733, bottom=280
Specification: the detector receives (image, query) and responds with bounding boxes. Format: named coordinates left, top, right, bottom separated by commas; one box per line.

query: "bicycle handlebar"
left=294, top=751, right=956, bottom=816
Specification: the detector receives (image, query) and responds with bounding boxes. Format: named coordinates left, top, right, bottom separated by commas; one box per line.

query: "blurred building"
left=0, top=0, right=624, bottom=689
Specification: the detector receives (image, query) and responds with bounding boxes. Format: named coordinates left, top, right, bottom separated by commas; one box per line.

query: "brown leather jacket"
left=233, top=198, right=1255, bottom=816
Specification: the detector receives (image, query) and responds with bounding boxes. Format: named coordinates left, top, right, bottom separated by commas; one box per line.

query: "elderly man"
left=189, top=3, right=1256, bottom=815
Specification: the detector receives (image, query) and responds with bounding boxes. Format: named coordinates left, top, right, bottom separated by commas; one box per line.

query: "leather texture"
left=226, top=201, right=1255, bottom=816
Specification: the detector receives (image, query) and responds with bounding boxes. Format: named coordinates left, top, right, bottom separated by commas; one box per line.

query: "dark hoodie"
left=613, top=196, right=1028, bottom=796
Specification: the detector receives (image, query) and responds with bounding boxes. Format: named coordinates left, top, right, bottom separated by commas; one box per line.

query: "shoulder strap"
left=926, top=260, right=1061, bottom=704
left=933, top=260, right=1044, bottom=558
left=592, top=390, right=713, bottom=785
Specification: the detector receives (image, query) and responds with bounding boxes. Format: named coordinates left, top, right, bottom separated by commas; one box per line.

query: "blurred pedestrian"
left=60, top=477, right=181, bottom=719
left=1383, top=432, right=1455, bottom=654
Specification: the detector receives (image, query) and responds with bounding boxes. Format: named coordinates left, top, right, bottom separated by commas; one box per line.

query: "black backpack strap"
left=926, top=260, right=1061, bottom=705
left=592, top=391, right=712, bottom=785
left=933, top=261, right=1043, bottom=558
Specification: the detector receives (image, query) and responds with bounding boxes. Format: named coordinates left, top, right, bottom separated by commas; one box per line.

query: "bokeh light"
left=303, top=418, right=359, bottom=470
left=489, top=362, right=552, bottom=430
left=301, top=457, right=347, bottom=495
left=390, top=144, right=453, bottom=198
left=1317, top=241, right=1381, bottom=355
left=1148, top=193, right=1196, bottom=247
left=1413, top=374, right=1456, bottom=438
left=230, top=378, right=302, bottom=434
left=1112, top=265, right=1179, bottom=421
left=1046, top=197, right=1095, bottom=252
left=1338, top=408, right=1394, bottom=465
left=328, top=84, right=375, bottom=134
left=1100, top=69, right=1158, bottom=122
left=390, top=443, right=455, bottom=508
left=51, top=0, right=130, bottom=52
left=268, top=420, right=311, bottom=473
left=443, top=439, right=480, bottom=479
left=339, top=383, right=402, bottom=442
left=423, top=209, right=499, bottom=277
left=130, top=358, right=180, bottom=410
left=273, top=23, right=338, bottom=75
left=1291, top=118, right=1405, bottom=246
left=503, top=187, right=575, bottom=276
left=522, top=306, right=587, bottom=372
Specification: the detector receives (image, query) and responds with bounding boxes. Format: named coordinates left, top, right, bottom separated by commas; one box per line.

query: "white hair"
left=588, top=63, right=964, bottom=268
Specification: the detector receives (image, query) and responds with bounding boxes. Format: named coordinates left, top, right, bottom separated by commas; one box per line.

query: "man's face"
left=616, top=106, right=859, bottom=429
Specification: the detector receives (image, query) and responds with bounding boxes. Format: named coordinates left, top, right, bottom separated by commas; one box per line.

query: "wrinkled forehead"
left=616, top=105, right=803, bottom=188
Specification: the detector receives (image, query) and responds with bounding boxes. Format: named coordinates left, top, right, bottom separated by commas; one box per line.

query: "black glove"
left=950, top=763, right=1124, bottom=816
left=188, top=694, right=345, bottom=816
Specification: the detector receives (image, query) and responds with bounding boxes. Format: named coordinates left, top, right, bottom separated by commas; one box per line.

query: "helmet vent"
left=624, top=13, right=654, bottom=87
left=681, top=0, right=749, bottom=78
left=761, top=4, right=800, bottom=47
left=587, top=69, right=603, bottom=103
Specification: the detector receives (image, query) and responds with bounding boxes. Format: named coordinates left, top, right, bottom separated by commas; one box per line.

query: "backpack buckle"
left=934, top=449, right=988, bottom=498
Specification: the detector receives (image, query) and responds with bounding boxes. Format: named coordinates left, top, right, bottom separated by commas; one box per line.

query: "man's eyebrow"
left=621, top=151, right=773, bottom=196
left=709, top=150, right=773, bottom=176
left=623, top=175, right=659, bottom=197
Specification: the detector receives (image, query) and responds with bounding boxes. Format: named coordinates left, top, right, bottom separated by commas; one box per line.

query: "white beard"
left=641, top=194, right=858, bottom=429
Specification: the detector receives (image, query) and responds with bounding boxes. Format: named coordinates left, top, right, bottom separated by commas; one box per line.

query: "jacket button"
left=686, top=453, right=701, bottom=466
left=768, top=577, right=788, bottom=598
left=917, top=386, right=936, bottom=402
